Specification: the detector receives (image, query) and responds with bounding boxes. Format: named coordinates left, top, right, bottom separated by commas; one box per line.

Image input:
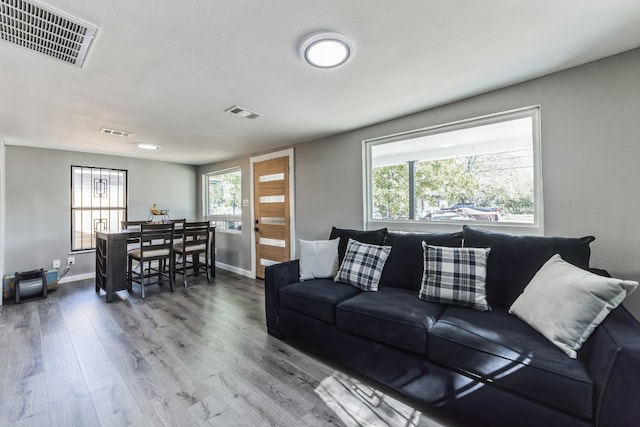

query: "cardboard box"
left=3, top=273, right=15, bottom=300
left=46, top=269, right=59, bottom=292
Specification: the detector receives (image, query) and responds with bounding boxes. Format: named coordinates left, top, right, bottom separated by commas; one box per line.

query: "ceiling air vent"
left=225, top=105, right=263, bottom=120
left=100, top=128, right=134, bottom=138
left=0, top=0, right=98, bottom=67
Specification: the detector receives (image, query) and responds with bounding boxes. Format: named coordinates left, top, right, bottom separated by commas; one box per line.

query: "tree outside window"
left=367, top=106, right=540, bottom=226
left=205, top=168, right=242, bottom=231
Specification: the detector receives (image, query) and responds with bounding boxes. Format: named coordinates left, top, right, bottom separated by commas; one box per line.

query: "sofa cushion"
left=334, top=239, right=392, bottom=292
left=428, top=307, right=593, bottom=419
left=279, top=280, right=361, bottom=323
left=329, top=226, right=388, bottom=264
left=510, top=254, right=638, bottom=358
left=462, top=225, right=595, bottom=308
left=378, top=230, right=463, bottom=290
left=336, top=287, right=445, bottom=355
left=419, top=244, right=491, bottom=311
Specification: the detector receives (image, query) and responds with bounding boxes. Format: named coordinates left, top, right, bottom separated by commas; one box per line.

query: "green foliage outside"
left=372, top=151, right=534, bottom=220
left=208, top=171, right=241, bottom=216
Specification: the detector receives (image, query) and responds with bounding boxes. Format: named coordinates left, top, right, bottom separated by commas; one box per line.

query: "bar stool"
left=127, top=222, right=175, bottom=298
left=173, top=221, right=211, bottom=287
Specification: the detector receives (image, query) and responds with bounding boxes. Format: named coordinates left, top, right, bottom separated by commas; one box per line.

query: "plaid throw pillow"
left=419, top=243, right=491, bottom=311
left=334, top=239, right=392, bottom=291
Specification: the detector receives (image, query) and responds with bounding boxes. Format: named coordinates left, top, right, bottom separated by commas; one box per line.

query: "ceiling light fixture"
left=300, top=32, right=353, bottom=68
left=136, top=143, right=161, bottom=150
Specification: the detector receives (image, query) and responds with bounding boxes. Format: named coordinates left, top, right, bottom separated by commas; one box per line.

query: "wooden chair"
left=121, top=220, right=150, bottom=229
left=173, top=221, right=211, bottom=287
left=127, top=222, right=175, bottom=299
left=165, top=218, right=185, bottom=241
left=121, top=220, right=150, bottom=252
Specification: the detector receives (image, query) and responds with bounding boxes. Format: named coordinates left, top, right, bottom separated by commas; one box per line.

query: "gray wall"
left=197, top=157, right=253, bottom=273
left=202, top=48, right=640, bottom=318
left=4, top=146, right=198, bottom=278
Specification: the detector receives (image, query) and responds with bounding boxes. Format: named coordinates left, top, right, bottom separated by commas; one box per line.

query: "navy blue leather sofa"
left=264, top=226, right=640, bottom=426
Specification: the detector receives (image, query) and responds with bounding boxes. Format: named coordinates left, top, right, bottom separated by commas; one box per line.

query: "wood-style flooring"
left=0, top=269, right=453, bottom=426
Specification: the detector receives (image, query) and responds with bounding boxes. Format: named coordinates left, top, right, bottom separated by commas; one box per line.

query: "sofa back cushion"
left=329, top=227, right=387, bottom=264
left=378, top=231, right=463, bottom=290
left=462, top=225, right=595, bottom=308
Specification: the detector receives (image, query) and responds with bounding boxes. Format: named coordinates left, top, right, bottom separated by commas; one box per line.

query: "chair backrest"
left=166, top=218, right=186, bottom=239
left=180, top=221, right=210, bottom=250
left=139, top=222, right=175, bottom=255
left=121, top=220, right=150, bottom=231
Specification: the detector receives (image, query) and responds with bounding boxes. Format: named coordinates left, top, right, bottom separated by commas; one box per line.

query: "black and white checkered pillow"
left=419, top=243, right=491, bottom=311
left=334, top=239, right=392, bottom=291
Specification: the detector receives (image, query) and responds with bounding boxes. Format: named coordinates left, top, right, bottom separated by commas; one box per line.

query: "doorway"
left=251, top=149, right=295, bottom=279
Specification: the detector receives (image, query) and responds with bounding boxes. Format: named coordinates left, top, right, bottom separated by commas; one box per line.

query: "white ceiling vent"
left=225, top=105, right=263, bottom=120
left=0, top=0, right=98, bottom=67
left=100, top=128, right=133, bottom=138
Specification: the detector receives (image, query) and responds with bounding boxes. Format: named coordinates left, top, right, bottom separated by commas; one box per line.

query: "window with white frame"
left=71, top=166, right=127, bottom=251
left=204, top=167, right=242, bottom=232
left=364, top=106, right=542, bottom=229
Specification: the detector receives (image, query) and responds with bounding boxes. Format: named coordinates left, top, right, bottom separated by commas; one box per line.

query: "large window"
left=365, top=106, right=542, bottom=229
left=204, top=167, right=242, bottom=232
left=71, top=166, right=127, bottom=251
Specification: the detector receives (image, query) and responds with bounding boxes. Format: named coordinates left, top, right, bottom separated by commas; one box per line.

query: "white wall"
left=4, top=146, right=198, bottom=281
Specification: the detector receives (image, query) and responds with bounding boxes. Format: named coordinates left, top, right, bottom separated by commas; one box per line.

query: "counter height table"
left=95, top=227, right=215, bottom=302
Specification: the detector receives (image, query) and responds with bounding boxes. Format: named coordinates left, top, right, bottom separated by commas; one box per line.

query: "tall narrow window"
left=204, top=167, right=242, bottom=232
left=365, top=106, right=542, bottom=230
left=71, top=166, right=127, bottom=251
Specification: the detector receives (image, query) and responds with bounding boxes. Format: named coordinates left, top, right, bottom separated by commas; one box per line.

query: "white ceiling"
left=1, top=0, right=640, bottom=165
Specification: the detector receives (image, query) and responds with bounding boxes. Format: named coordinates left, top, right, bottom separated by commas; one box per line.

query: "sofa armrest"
left=580, top=306, right=640, bottom=426
left=264, top=260, right=300, bottom=338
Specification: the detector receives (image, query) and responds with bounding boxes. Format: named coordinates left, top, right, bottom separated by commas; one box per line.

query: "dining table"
left=95, top=226, right=215, bottom=302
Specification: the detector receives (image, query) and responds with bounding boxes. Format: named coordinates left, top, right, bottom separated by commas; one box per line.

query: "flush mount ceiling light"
left=136, top=143, right=161, bottom=150
left=300, top=32, right=353, bottom=68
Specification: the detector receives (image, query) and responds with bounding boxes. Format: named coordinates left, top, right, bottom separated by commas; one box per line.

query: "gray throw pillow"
left=509, top=254, right=638, bottom=358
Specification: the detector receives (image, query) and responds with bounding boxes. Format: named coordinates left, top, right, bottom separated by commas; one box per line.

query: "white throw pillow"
left=509, top=254, right=638, bottom=358
left=298, top=238, right=340, bottom=281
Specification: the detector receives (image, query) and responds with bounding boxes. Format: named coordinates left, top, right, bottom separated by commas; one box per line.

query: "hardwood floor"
left=0, top=269, right=453, bottom=426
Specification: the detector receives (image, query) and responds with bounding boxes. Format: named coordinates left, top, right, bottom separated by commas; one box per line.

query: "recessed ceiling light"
left=136, top=143, right=161, bottom=150
left=300, top=32, right=353, bottom=68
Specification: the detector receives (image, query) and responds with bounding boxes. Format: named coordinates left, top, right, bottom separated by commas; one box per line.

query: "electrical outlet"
left=53, top=259, right=61, bottom=269
left=67, top=257, right=75, bottom=265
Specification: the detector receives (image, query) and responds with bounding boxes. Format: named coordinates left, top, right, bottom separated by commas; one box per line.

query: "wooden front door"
left=253, top=156, right=291, bottom=279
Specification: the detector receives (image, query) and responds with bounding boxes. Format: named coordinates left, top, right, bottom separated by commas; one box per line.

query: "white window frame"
left=71, top=165, right=128, bottom=251
left=363, top=106, right=543, bottom=234
left=203, top=167, right=242, bottom=234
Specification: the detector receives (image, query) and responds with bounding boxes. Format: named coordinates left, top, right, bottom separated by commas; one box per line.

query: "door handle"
left=254, top=227, right=259, bottom=232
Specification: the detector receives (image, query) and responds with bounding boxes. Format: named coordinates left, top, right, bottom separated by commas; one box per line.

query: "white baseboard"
left=57, top=264, right=255, bottom=285
left=215, top=261, right=254, bottom=279
left=59, top=272, right=95, bottom=284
